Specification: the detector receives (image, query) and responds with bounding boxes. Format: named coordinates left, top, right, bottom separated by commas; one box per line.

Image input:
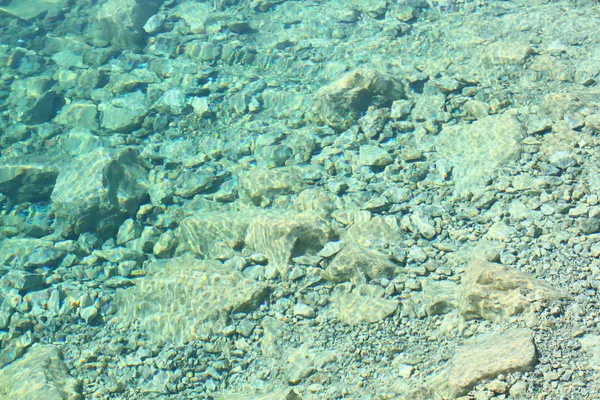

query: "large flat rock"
left=114, top=257, right=268, bottom=344
left=0, top=345, right=81, bottom=399
left=460, top=257, right=565, bottom=323
left=437, top=113, right=525, bottom=195
left=431, top=329, right=537, bottom=398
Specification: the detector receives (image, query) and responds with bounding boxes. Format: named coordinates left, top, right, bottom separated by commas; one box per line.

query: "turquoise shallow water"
left=1, top=0, right=600, bottom=398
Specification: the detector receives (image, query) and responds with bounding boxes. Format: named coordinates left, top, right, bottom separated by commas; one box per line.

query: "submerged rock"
left=50, top=147, right=149, bottom=239
left=96, top=0, right=164, bottom=51
left=114, top=257, right=268, bottom=344
left=459, top=257, right=565, bottom=323
left=308, top=68, right=404, bottom=131
left=0, top=345, right=82, bottom=400
left=430, top=329, right=537, bottom=398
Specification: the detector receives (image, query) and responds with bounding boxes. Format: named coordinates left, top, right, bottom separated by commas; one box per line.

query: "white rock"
left=293, top=304, right=316, bottom=318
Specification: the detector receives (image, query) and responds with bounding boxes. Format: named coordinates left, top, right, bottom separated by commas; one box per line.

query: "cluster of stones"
left=0, top=0, right=600, bottom=398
